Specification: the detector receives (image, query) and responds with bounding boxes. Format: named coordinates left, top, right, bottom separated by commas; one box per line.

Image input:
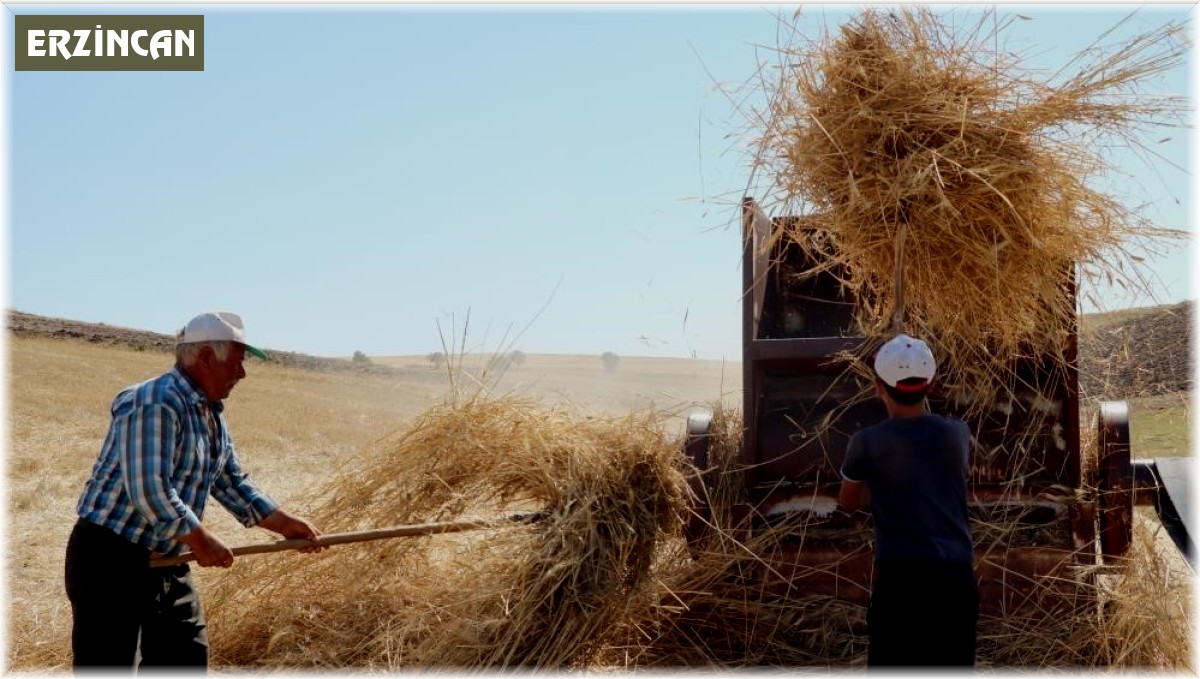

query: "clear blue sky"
left=6, top=4, right=1193, bottom=360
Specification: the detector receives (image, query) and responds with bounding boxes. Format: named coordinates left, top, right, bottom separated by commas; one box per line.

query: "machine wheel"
left=682, top=411, right=714, bottom=554
left=1097, top=401, right=1133, bottom=559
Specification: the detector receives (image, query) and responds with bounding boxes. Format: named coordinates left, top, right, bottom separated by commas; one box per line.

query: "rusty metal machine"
left=683, top=198, right=1192, bottom=615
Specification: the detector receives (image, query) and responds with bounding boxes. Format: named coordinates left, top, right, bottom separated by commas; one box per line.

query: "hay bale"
left=753, top=7, right=1189, bottom=410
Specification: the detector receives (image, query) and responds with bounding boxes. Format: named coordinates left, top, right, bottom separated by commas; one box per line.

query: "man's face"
left=205, top=343, right=247, bottom=401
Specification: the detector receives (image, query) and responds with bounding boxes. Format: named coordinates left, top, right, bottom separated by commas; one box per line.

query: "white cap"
left=874, top=333, right=935, bottom=389
left=176, top=311, right=267, bottom=359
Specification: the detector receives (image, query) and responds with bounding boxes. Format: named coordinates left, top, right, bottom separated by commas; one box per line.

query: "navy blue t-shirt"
left=841, top=414, right=973, bottom=563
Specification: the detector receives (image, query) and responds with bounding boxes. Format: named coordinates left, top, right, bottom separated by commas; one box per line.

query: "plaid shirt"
left=76, top=365, right=279, bottom=555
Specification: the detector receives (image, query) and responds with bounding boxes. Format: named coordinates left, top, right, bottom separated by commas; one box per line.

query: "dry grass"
left=749, top=7, right=1189, bottom=414
left=204, top=394, right=689, bottom=669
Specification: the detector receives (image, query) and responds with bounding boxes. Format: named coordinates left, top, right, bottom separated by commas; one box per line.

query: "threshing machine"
left=683, top=198, right=1192, bottom=615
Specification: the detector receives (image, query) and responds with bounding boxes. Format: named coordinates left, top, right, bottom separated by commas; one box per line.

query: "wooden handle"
left=149, top=518, right=496, bottom=568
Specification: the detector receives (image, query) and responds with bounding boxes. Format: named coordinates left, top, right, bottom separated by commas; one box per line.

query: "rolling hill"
left=8, top=301, right=1193, bottom=399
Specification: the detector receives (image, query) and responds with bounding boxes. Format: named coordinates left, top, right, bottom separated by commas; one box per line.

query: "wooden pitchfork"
left=149, top=512, right=545, bottom=568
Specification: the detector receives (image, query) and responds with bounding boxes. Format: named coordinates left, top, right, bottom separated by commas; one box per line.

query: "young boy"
left=838, top=333, right=978, bottom=668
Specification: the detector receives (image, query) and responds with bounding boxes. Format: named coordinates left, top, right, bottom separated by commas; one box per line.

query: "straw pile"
left=753, top=7, right=1188, bottom=410
left=972, top=516, right=1192, bottom=668
left=199, top=398, right=1190, bottom=670
left=204, top=394, right=689, bottom=669
left=605, top=404, right=871, bottom=667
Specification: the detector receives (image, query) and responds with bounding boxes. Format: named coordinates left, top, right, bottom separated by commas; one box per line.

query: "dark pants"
left=64, top=519, right=209, bottom=672
left=867, top=560, right=978, bottom=669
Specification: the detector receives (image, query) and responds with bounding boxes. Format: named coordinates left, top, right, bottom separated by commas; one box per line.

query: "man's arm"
left=210, top=441, right=281, bottom=526
left=212, top=445, right=326, bottom=554
left=178, top=524, right=235, bottom=568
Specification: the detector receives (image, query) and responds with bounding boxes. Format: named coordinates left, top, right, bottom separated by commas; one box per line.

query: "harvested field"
left=7, top=311, right=1191, bottom=670
left=1080, top=301, right=1193, bottom=399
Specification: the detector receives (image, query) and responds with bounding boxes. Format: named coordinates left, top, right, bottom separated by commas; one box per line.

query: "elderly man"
left=65, top=311, right=324, bottom=671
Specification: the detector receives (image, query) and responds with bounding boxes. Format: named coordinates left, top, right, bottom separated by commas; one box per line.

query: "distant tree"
left=509, top=350, right=527, bottom=368
left=427, top=351, right=446, bottom=369
left=352, top=350, right=371, bottom=364
left=601, top=351, right=620, bottom=372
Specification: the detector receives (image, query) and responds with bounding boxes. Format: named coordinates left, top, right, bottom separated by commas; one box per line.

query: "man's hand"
left=259, top=509, right=327, bottom=554
left=178, top=525, right=235, bottom=568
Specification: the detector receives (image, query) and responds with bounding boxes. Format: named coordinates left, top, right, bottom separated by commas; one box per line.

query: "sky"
left=5, top=3, right=1194, bottom=361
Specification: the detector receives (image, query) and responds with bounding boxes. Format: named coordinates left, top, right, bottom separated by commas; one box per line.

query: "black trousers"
left=64, top=519, right=209, bottom=672
left=867, top=560, right=978, bottom=669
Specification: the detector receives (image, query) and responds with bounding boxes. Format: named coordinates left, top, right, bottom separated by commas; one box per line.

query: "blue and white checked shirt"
left=76, top=365, right=280, bottom=556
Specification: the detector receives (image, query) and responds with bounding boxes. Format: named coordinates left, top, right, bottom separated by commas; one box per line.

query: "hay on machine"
left=750, top=6, right=1188, bottom=412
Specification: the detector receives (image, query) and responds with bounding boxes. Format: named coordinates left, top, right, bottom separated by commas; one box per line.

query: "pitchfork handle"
left=149, top=518, right=501, bottom=568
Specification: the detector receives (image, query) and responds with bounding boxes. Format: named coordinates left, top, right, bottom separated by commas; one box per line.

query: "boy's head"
left=874, top=333, right=936, bottom=405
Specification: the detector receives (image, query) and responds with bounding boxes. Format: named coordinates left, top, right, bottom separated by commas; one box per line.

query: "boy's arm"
left=838, top=479, right=870, bottom=512
left=839, top=432, right=870, bottom=512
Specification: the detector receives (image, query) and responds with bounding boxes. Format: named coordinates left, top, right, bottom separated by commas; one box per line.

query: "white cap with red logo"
left=874, top=333, right=936, bottom=390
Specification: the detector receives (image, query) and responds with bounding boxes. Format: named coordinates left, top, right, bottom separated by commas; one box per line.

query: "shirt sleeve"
left=841, top=430, right=869, bottom=482
left=210, top=437, right=279, bottom=527
left=116, top=402, right=202, bottom=540
left=957, top=420, right=972, bottom=479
